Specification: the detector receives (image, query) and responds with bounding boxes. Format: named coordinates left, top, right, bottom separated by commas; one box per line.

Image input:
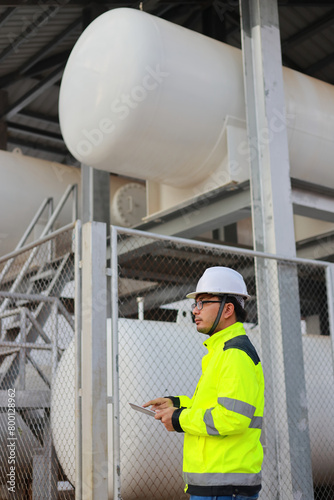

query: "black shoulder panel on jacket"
left=223, top=335, right=260, bottom=365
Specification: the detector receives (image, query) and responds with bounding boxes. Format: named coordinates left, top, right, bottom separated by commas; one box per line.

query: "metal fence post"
left=81, top=221, right=108, bottom=499
left=111, top=225, right=122, bottom=500
left=75, top=220, right=82, bottom=500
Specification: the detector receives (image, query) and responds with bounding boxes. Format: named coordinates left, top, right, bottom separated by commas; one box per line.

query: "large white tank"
left=0, top=150, right=81, bottom=256
left=59, top=8, right=334, bottom=189
left=0, top=150, right=145, bottom=256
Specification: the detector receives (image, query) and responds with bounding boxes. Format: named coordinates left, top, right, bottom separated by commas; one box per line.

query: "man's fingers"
left=142, top=400, right=155, bottom=407
left=143, top=397, right=171, bottom=409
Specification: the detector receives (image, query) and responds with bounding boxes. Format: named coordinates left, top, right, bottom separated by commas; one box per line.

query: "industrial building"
left=0, top=1, right=333, bottom=499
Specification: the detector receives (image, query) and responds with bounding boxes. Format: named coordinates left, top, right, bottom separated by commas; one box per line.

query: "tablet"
left=129, top=403, right=156, bottom=417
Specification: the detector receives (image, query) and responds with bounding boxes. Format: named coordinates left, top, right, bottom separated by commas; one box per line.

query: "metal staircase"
left=0, top=184, right=78, bottom=499
left=0, top=184, right=77, bottom=390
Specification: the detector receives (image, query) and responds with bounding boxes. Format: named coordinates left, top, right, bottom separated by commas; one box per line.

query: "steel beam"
left=7, top=122, right=64, bottom=144
left=297, top=231, right=334, bottom=260
left=240, top=1, right=314, bottom=499
left=18, top=109, right=59, bottom=125
left=281, top=8, right=334, bottom=50
left=3, top=65, right=64, bottom=120
left=292, top=188, right=334, bottom=222
left=0, top=7, right=16, bottom=27
left=137, top=182, right=251, bottom=237
left=7, top=135, right=68, bottom=156
left=136, top=181, right=334, bottom=240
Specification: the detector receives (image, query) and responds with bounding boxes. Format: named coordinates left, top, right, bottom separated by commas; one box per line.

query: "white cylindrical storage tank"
left=0, top=150, right=81, bottom=256
left=59, top=8, right=334, bottom=189
left=59, top=8, right=246, bottom=188
left=0, top=150, right=147, bottom=256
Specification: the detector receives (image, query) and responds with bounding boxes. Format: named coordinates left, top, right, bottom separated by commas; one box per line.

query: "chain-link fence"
left=111, top=227, right=334, bottom=500
left=0, top=223, right=76, bottom=500
left=1, top=221, right=333, bottom=500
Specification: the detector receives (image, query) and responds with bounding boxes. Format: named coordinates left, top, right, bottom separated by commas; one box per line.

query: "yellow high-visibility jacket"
left=170, top=322, right=265, bottom=497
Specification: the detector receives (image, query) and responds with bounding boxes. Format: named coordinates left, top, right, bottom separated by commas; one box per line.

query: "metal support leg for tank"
left=81, top=164, right=110, bottom=229
left=32, top=416, right=58, bottom=500
left=239, top=0, right=314, bottom=498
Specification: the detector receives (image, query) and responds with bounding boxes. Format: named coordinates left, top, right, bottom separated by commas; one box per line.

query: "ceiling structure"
left=0, top=0, right=334, bottom=164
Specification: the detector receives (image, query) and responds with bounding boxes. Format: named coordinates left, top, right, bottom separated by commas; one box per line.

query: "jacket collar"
left=203, top=322, right=246, bottom=351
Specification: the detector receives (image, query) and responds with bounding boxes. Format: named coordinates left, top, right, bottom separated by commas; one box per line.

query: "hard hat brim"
left=186, top=291, right=250, bottom=300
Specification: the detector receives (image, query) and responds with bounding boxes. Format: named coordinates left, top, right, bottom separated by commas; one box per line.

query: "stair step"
left=30, top=269, right=55, bottom=282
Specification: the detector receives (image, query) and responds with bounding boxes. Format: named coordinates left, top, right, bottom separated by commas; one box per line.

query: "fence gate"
left=110, top=226, right=334, bottom=500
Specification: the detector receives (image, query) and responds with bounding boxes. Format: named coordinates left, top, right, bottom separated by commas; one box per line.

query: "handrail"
left=0, top=214, right=74, bottom=315
left=0, top=197, right=53, bottom=286
left=0, top=222, right=75, bottom=265
left=0, top=184, right=78, bottom=312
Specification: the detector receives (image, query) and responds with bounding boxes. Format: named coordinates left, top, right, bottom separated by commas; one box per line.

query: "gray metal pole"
left=81, top=164, right=110, bottom=228
left=75, top=220, right=82, bottom=500
left=81, top=221, right=108, bottom=499
left=239, top=0, right=314, bottom=498
left=111, top=225, right=122, bottom=500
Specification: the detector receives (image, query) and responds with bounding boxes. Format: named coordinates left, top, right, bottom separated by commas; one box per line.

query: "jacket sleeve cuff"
left=166, top=396, right=180, bottom=408
left=172, top=408, right=184, bottom=433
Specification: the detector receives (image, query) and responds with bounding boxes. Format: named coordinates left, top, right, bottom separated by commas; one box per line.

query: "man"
left=144, top=266, right=265, bottom=500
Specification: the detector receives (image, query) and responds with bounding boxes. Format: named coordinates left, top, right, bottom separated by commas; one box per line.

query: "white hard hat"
left=186, top=266, right=250, bottom=300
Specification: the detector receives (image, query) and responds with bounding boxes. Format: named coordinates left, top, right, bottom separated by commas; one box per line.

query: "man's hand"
left=143, top=397, right=173, bottom=411
left=143, top=398, right=176, bottom=431
left=154, top=407, right=177, bottom=432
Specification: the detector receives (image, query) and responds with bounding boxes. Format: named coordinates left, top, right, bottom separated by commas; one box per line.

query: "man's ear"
left=224, top=302, right=235, bottom=319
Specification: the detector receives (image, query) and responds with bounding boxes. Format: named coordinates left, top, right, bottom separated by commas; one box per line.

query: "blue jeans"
left=190, top=495, right=259, bottom=500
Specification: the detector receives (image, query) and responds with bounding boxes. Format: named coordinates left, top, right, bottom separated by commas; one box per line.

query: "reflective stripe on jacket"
left=173, top=322, right=265, bottom=493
